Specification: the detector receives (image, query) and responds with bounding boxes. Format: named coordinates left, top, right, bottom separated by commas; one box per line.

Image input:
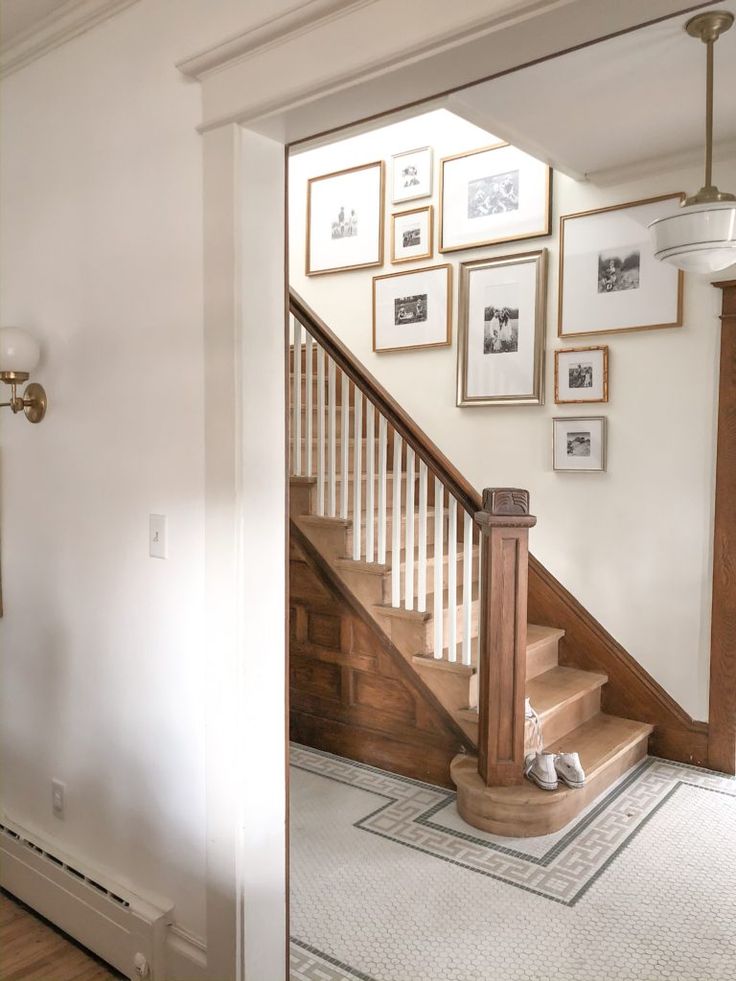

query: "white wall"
left=0, top=0, right=298, bottom=944
left=289, top=108, right=736, bottom=722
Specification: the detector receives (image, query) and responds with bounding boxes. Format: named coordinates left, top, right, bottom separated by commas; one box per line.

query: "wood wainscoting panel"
left=290, top=522, right=470, bottom=788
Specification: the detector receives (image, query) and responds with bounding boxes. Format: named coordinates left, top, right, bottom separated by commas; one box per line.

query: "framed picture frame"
left=391, top=206, right=434, bottom=264
left=306, top=161, right=384, bottom=276
left=553, top=417, right=607, bottom=472
left=457, top=249, right=546, bottom=406
left=554, top=346, right=609, bottom=404
left=558, top=194, right=684, bottom=337
left=373, top=264, right=452, bottom=354
left=439, top=142, right=551, bottom=253
left=391, top=146, right=433, bottom=204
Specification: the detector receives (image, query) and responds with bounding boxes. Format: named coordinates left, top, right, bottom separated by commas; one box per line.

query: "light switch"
left=149, top=514, right=167, bottom=559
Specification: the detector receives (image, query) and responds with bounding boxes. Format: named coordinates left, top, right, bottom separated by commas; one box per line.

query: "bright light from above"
left=0, top=326, right=41, bottom=375
left=649, top=201, right=736, bottom=274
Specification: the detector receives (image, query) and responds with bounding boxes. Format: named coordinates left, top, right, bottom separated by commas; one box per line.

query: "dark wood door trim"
left=709, top=279, right=736, bottom=774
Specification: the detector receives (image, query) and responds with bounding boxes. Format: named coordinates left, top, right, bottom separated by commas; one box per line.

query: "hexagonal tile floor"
left=289, top=744, right=736, bottom=981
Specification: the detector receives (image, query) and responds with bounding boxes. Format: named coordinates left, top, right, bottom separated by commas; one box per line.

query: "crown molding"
left=176, top=0, right=378, bottom=80
left=0, top=0, right=140, bottom=78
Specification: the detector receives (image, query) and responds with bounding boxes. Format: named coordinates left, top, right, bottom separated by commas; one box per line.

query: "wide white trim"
left=0, top=0, right=139, bottom=78
left=166, top=925, right=209, bottom=981
left=176, top=0, right=378, bottom=80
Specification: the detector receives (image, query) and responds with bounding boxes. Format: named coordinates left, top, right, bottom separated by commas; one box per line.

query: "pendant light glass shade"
left=650, top=201, right=736, bottom=273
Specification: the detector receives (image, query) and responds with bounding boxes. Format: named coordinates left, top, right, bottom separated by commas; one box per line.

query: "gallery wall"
left=289, top=108, right=736, bottom=722
left=0, top=0, right=299, bottom=948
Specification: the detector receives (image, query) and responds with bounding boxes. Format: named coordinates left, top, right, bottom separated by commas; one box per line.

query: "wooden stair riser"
left=346, top=509, right=447, bottom=554
left=380, top=550, right=480, bottom=605
left=291, top=438, right=397, bottom=473
left=290, top=479, right=314, bottom=519
left=377, top=599, right=480, bottom=655
left=296, top=516, right=349, bottom=560
left=526, top=631, right=561, bottom=680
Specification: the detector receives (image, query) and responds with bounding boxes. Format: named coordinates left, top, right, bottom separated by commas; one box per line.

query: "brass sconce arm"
left=0, top=372, right=47, bottom=424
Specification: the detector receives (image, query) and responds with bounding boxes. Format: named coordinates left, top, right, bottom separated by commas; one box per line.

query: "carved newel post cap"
left=476, top=487, right=537, bottom=529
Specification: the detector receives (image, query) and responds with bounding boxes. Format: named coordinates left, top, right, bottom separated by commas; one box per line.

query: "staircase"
left=288, top=290, right=652, bottom=837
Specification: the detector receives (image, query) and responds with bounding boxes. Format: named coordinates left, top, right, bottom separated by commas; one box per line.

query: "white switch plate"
left=52, top=779, right=65, bottom=818
left=149, top=514, right=167, bottom=559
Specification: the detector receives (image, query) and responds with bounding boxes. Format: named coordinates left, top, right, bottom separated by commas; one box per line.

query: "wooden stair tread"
left=412, top=625, right=561, bottom=677
left=543, top=713, right=652, bottom=775
left=527, top=624, right=565, bottom=651
left=528, top=666, right=607, bottom=720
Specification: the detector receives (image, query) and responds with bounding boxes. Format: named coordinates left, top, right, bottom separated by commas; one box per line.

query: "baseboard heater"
left=0, top=816, right=173, bottom=980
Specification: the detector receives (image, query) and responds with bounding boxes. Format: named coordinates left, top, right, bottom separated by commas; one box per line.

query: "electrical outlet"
left=52, top=779, right=65, bottom=818
left=149, top=514, right=167, bottom=559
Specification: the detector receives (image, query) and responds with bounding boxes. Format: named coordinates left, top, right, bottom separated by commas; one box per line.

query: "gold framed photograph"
left=558, top=194, right=684, bottom=337
left=553, top=416, right=607, bottom=472
left=457, top=249, right=547, bottom=406
left=373, top=264, right=452, bottom=354
left=554, top=346, right=609, bottom=404
left=391, top=146, right=433, bottom=204
left=306, top=161, right=385, bottom=276
left=391, top=206, right=433, bottom=264
left=439, top=143, right=551, bottom=254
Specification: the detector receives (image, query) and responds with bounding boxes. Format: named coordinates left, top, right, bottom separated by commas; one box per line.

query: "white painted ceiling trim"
left=0, top=0, right=139, bottom=78
left=176, top=0, right=379, bottom=80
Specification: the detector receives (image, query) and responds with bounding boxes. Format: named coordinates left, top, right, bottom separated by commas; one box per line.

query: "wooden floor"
left=0, top=892, right=122, bottom=980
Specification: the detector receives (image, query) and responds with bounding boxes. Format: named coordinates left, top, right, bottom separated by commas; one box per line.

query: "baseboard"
left=165, top=925, right=209, bottom=981
left=528, top=557, right=709, bottom=767
left=0, top=815, right=184, bottom=980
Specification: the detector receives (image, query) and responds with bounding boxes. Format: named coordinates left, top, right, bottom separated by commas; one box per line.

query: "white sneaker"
left=554, top=752, right=586, bottom=789
left=524, top=752, right=558, bottom=791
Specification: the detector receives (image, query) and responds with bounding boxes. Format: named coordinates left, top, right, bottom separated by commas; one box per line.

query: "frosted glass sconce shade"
left=0, top=326, right=41, bottom=375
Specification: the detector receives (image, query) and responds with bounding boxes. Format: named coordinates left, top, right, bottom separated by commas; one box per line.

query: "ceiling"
left=446, top=1, right=736, bottom=180
left=0, top=0, right=69, bottom=46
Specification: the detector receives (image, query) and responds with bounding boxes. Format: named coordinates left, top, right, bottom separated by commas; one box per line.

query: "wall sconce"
left=0, top=327, right=48, bottom=424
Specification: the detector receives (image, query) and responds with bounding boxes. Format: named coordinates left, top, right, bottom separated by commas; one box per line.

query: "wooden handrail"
left=290, top=288, right=482, bottom=518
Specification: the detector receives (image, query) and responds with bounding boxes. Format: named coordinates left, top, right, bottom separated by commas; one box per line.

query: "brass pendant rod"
left=705, top=35, right=714, bottom=191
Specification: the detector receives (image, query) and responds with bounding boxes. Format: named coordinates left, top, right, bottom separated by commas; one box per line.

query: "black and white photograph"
left=391, top=206, right=433, bottom=264
left=457, top=250, right=546, bottom=406
left=483, top=304, right=519, bottom=354
left=395, top=294, right=428, bottom=325
left=569, top=362, right=593, bottom=388
left=558, top=195, right=683, bottom=336
left=330, top=206, right=358, bottom=240
left=555, top=346, right=608, bottom=403
left=307, top=161, right=384, bottom=275
left=468, top=170, right=519, bottom=218
left=392, top=147, right=433, bottom=204
left=373, top=264, right=451, bottom=353
left=553, top=417, right=606, bottom=471
left=567, top=431, right=591, bottom=457
left=440, top=143, right=550, bottom=253
left=597, top=248, right=640, bottom=292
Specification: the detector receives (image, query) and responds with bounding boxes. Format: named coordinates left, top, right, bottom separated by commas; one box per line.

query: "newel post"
left=475, top=488, right=537, bottom=786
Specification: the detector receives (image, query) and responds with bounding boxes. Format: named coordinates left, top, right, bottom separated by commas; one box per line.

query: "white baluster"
left=433, top=478, right=444, bottom=658
left=352, top=390, right=363, bottom=560
left=391, top=433, right=403, bottom=607
left=447, top=497, right=457, bottom=663
left=462, top=509, right=473, bottom=666
left=305, top=331, right=313, bottom=476
left=328, top=359, right=336, bottom=517
left=340, top=373, right=349, bottom=519
left=404, top=446, right=415, bottom=610
left=418, top=461, right=428, bottom=613
left=366, top=403, right=375, bottom=562
left=294, top=317, right=302, bottom=475
left=377, top=415, right=388, bottom=564
left=316, top=345, right=325, bottom=516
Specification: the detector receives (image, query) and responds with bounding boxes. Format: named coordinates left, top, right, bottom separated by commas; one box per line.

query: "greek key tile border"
left=290, top=744, right=736, bottom=907
left=290, top=937, right=377, bottom=981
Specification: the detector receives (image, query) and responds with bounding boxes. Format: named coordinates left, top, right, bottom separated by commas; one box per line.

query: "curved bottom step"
left=451, top=714, right=652, bottom=837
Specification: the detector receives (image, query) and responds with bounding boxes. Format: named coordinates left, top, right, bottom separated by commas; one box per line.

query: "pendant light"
left=649, top=11, right=736, bottom=274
